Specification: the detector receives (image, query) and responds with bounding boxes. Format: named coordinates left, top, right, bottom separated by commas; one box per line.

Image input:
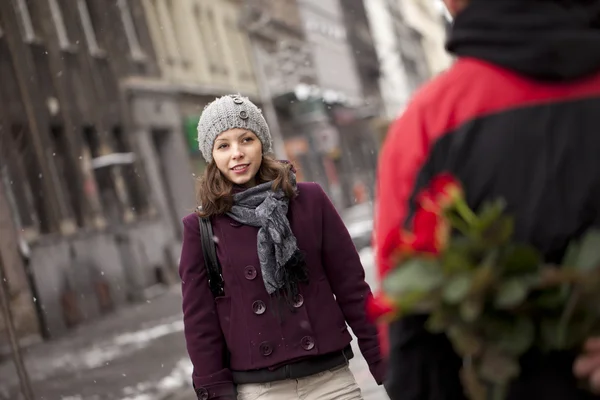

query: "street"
left=0, top=248, right=388, bottom=400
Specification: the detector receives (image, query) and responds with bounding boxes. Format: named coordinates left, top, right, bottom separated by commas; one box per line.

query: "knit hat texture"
left=197, top=94, right=272, bottom=163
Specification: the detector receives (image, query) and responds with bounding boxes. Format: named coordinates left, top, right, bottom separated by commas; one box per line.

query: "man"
left=374, top=0, right=600, bottom=399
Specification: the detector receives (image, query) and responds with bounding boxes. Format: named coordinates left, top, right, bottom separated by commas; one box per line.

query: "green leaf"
left=471, top=264, right=497, bottom=295
left=540, top=318, right=563, bottom=351
left=572, top=230, right=600, bottom=271
left=475, top=199, right=507, bottom=232
left=396, top=290, right=428, bottom=311
left=382, top=258, right=444, bottom=298
left=503, top=244, right=541, bottom=274
left=533, top=286, right=569, bottom=309
left=447, top=325, right=482, bottom=357
left=494, top=279, right=529, bottom=309
left=481, top=217, right=514, bottom=246
left=562, top=240, right=581, bottom=270
left=539, top=316, right=590, bottom=351
left=478, top=348, right=520, bottom=385
left=565, top=313, right=598, bottom=350
left=492, top=318, right=535, bottom=356
left=443, top=273, right=473, bottom=304
left=426, top=309, right=451, bottom=334
left=471, top=200, right=514, bottom=246
left=460, top=300, right=483, bottom=322
left=442, top=246, right=474, bottom=274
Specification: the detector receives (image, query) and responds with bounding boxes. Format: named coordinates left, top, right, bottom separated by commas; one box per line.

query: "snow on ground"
left=47, top=318, right=184, bottom=374
left=119, top=358, right=192, bottom=400
left=359, top=246, right=378, bottom=290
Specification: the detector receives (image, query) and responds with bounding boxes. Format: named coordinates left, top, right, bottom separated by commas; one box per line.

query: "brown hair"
left=196, top=155, right=297, bottom=218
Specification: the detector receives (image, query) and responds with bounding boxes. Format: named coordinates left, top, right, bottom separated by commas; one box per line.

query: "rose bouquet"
left=369, top=173, right=600, bottom=400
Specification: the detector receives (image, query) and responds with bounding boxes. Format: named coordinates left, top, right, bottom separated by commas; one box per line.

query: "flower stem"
left=446, top=213, right=471, bottom=236
left=490, top=383, right=507, bottom=400
left=557, top=286, right=580, bottom=349
left=456, top=199, right=478, bottom=226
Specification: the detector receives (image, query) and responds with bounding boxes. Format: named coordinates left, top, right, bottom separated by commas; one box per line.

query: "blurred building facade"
left=239, top=0, right=381, bottom=209
left=284, top=0, right=380, bottom=208
left=400, top=0, right=453, bottom=77
left=0, top=0, right=194, bottom=346
left=0, top=0, right=449, bottom=348
left=141, top=0, right=261, bottom=175
left=146, top=0, right=393, bottom=210
left=339, top=0, right=383, bottom=109
left=365, top=0, right=432, bottom=120
left=241, top=0, right=327, bottom=186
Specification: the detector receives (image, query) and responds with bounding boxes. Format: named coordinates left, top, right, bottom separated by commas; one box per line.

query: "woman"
left=179, top=94, right=385, bottom=400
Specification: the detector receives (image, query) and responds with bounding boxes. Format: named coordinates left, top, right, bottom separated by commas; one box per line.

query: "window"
left=49, top=126, right=85, bottom=227
left=77, top=0, right=104, bottom=56
left=111, top=127, right=149, bottom=216
left=225, top=18, right=253, bottom=80
left=48, top=0, right=72, bottom=50
left=8, top=125, right=52, bottom=233
left=13, top=0, right=37, bottom=42
left=165, top=0, right=192, bottom=68
left=142, top=0, right=167, bottom=63
left=1, top=147, right=37, bottom=234
left=195, top=4, right=226, bottom=75
left=117, top=0, right=146, bottom=61
left=154, top=0, right=183, bottom=67
left=83, top=126, right=123, bottom=223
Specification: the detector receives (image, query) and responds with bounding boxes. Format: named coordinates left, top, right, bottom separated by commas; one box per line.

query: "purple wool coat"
left=179, top=182, right=385, bottom=399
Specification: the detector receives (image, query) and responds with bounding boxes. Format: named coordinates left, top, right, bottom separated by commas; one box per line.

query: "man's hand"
left=574, top=337, right=600, bottom=393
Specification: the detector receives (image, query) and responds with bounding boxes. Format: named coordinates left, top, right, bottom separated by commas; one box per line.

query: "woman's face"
left=212, top=128, right=262, bottom=187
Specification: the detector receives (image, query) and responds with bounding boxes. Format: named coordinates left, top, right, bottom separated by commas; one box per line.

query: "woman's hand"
left=574, top=337, right=600, bottom=393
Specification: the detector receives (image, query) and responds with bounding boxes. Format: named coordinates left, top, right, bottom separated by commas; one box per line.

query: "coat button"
left=259, top=341, right=273, bottom=356
left=293, top=294, right=304, bottom=308
left=252, top=300, right=266, bottom=315
left=244, top=265, right=257, bottom=280
left=301, top=336, right=315, bottom=351
left=196, top=387, right=209, bottom=400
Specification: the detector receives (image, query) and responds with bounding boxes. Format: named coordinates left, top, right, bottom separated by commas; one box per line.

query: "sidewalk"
left=0, top=286, right=190, bottom=400
left=1, top=247, right=387, bottom=400
left=1, top=285, right=388, bottom=400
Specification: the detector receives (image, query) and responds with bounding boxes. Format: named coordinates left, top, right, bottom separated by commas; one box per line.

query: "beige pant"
left=236, top=364, right=363, bottom=400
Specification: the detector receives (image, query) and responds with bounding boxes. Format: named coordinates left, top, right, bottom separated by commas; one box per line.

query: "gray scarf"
left=227, top=176, right=307, bottom=296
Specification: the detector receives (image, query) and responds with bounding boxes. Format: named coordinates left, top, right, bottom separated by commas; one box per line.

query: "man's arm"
left=374, top=102, right=467, bottom=400
left=574, top=337, right=600, bottom=393
left=374, top=105, right=430, bottom=281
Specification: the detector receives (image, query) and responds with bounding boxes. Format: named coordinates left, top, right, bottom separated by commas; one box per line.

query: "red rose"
left=366, top=292, right=397, bottom=322
left=390, top=173, right=458, bottom=261
left=391, top=201, right=450, bottom=259
left=411, top=206, right=449, bottom=255
left=429, top=173, right=463, bottom=209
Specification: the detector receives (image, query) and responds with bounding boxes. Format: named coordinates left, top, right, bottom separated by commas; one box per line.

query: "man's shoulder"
left=409, top=58, right=487, bottom=112
left=389, top=58, right=529, bottom=143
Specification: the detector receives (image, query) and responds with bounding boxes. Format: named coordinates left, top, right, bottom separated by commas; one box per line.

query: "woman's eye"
left=217, top=143, right=228, bottom=149
left=243, top=137, right=253, bottom=143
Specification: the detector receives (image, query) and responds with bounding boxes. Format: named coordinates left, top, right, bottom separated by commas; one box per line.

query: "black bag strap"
left=198, top=216, right=224, bottom=298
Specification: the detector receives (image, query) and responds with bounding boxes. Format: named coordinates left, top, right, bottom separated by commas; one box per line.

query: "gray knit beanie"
left=197, top=94, right=273, bottom=163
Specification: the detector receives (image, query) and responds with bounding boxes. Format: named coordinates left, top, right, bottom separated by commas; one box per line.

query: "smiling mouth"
left=231, top=164, right=249, bottom=172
